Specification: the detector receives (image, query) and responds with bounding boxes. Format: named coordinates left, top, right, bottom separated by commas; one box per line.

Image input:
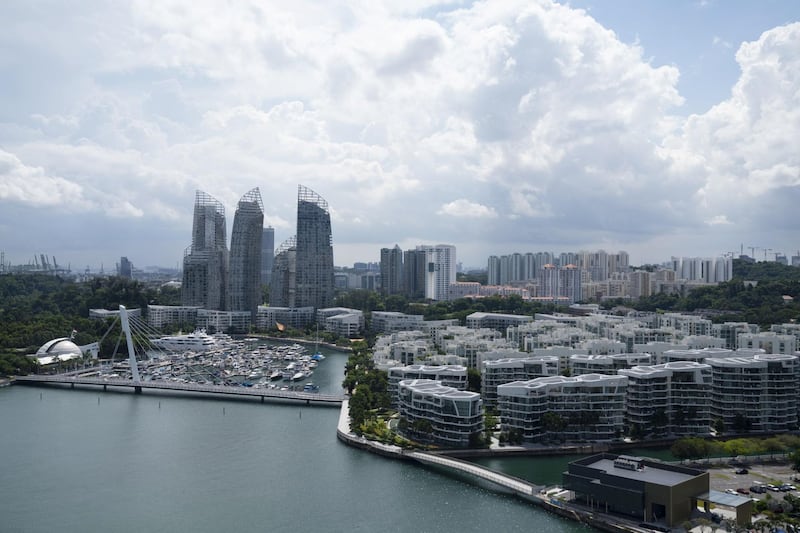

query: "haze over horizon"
left=1, top=1, right=798, bottom=271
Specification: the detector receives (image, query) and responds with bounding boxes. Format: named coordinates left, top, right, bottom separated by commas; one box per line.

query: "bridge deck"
left=406, top=451, right=543, bottom=496
left=15, top=375, right=345, bottom=405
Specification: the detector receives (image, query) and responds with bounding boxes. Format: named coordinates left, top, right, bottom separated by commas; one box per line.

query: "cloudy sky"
left=1, top=0, right=798, bottom=272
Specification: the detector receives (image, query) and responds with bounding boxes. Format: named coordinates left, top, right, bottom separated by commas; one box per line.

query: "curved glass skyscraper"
left=270, top=185, right=334, bottom=309
left=228, top=187, right=264, bottom=319
left=182, top=191, right=228, bottom=310
left=269, top=236, right=296, bottom=308
left=295, top=185, right=334, bottom=309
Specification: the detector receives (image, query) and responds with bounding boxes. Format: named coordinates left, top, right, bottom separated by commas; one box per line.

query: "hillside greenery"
left=0, top=274, right=180, bottom=375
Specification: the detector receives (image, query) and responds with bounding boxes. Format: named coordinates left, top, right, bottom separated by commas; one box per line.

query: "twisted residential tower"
left=228, top=187, right=264, bottom=319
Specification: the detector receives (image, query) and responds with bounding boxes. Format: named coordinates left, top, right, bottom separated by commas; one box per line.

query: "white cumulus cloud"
left=438, top=199, right=498, bottom=218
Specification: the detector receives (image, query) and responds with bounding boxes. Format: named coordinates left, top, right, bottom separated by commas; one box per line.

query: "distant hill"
left=733, top=258, right=800, bottom=282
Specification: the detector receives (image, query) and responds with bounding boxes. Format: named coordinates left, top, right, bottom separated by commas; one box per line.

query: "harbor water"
left=1, top=342, right=591, bottom=533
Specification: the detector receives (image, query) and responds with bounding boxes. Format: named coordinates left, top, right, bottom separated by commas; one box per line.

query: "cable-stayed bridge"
left=15, top=374, right=345, bottom=405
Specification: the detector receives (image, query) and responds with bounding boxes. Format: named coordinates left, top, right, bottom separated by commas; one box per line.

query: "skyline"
left=1, top=1, right=799, bottom=270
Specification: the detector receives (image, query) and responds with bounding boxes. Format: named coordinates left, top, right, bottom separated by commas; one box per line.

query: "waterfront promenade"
left=335, top=399, right=543, bottom=496
left=335, top=400, right=658, bottom=533
left=15, top=374, right=345, bottom=406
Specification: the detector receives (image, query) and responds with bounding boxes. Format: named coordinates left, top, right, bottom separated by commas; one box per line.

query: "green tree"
left=467, top=368, right=481, bottom=393
left=671, top=437, right=711, bottom=461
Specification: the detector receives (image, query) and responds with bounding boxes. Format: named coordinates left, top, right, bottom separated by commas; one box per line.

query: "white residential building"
left=466, top=312, right=533, bottom=332
left=317, top=307, right=364, bottom=337
left=618, top=361, right=712, bottom=437
left=706, top=354, right=799, bottom=433
left=417, top=244, right=456, bottom=301
left=481, top=356, right=559, bottom=408
left=387, top=365, right=468, bottom=406
left=497, top=374, right=627, bottom=442
left=397, top=379, right=483, bottom=448
left=737, top=331, right=797, bottom=354
left=145, top=305, right=196, bottom=329
left=712, top=322, right=760, bottom=350
left=569, top=353, right=652, bottom=376
left=370, top=311, right=425, bottom=333
left=255, top=306, right=315, bottom=330
left=197, top=309, right=251, bottom=333
left=372, top=331, right=433, bottom=369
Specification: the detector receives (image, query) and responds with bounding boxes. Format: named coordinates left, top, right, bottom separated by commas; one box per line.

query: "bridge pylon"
left=118, top=305, right=141, bottom=386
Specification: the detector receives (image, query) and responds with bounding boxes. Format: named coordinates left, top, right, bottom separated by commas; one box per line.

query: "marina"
left=119, top=335, right=322, bottom=392
left=18, top=332, right=346, bottom=405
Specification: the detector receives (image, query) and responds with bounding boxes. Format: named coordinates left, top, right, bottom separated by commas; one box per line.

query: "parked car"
left=780, top=484, right=796, bottom=492
left=736, top=488, right=750, bottom=495
left=767, top=484, right=781, bottom=492
left=750, top=485, right=767, bottom=494
left=725, top=488, right=738, bottom=495
left=735, top=468, right=749, bottom=474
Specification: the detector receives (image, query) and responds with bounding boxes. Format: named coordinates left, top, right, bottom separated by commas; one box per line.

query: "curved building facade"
left=270, top=236, right=297, bottom=307
left=294, top=185, right=334, bottom=309
left=228, top=188, right=264, bottom=319
left=182, top=191, right=228, bottom=310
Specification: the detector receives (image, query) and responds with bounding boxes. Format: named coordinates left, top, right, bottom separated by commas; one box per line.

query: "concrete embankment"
left=0, top=377, right=13, bottom=388
left=335, top=399, right=408, bottom=459
left=334, top=402, right=651, bottom=533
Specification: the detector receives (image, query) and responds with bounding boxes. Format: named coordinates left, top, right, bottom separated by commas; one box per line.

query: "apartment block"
left=497, top=374, right=627, bottom=442
left=481, top=356, right=559, bottom=408
left=397, top=379, right=483, bottom=448
left=618, top=361, right=712, bottom=437
left=706, top=354, right=799, bottom=433
left=387, top=365, right=468, bottom=406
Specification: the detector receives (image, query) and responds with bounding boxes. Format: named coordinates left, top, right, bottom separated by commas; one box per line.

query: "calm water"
left=1, top=344, right=591, bottom=533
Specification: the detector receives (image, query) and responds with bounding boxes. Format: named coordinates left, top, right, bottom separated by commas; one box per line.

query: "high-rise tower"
left=380, top=245, right=404, bottom=295
left=261, top=226, right=275, bottom=286
left=295, top=185, right=335, bottom=308
left=270, top=236, right=296, bottom=307
left=403, top=248, right=427, bottom=299
left=182, top=191, right=228, bottom=310
left=228, top=188, right=264, bottom=319
left=417, top=244, right=456, bottom=301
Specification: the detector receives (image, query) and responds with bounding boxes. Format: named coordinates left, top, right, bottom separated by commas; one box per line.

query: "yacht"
left=152, top=330, right=218, bottom=352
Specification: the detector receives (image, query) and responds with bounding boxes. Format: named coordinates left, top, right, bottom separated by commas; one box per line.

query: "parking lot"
left=709, top=462, right=800, bottom=501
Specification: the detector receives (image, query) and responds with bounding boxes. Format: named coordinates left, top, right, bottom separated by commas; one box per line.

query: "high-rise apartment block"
left=270, top=237, right=296, bottom=308
left=182, top=191, right=228, bottom=310
left=403, top=248, right=427, bottom=299
left=295, top=185, right=334, bottom=308
left=487, top=249, right=627, bottom=286
left=118, top=256, right=132, bottom=278
left=670, top=256, right=732, bottom=283
left=538, top=263, right=582, bottom=303
left=380, top=245, right=404, bottom=295
left=270, top=186, right=334, bottom=309
left=261, top=226, right=274, bottom=286
left=421, top=244, right=456, bottom=301
left=228, top=188, right=264, bottom=320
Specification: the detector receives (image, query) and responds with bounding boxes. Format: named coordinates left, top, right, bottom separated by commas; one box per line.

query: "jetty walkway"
left=15, top=374, right=345, bottom=406
left=404, top=451, right=543, bottom=497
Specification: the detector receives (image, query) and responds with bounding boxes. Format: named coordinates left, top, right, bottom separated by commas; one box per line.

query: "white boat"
left=269, top=370, right=282, bottom=381
left=152, top=330, right=218, bottom=352
left=291, top=371, right=305, bottom=381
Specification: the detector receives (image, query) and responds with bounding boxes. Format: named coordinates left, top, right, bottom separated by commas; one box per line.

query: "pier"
left=404, top=450, right=543, bottom=498
left=15, top=374, right=345, bottom=406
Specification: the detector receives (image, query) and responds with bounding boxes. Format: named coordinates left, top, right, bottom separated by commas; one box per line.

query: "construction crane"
left=764, top=248, right=772, bottom=261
